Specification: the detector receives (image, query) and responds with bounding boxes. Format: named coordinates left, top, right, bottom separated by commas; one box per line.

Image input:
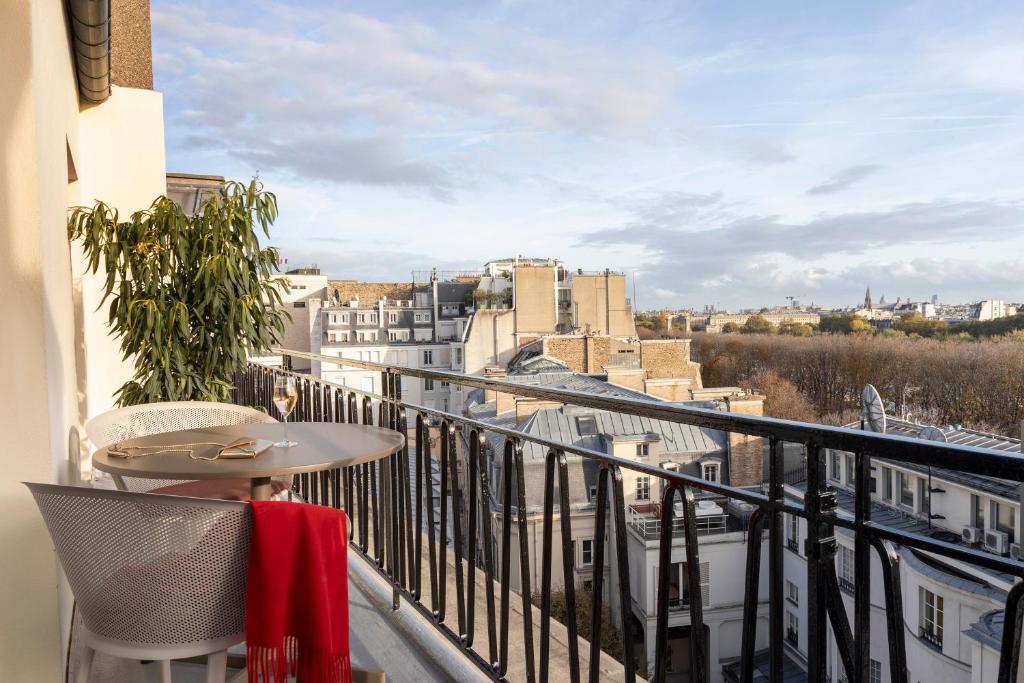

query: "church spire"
left=864, top=286, right=873, bottom=310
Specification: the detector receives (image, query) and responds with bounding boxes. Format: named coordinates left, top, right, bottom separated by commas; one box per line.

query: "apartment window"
left=423, top=350, right=434, bottom=365
left=589, top=485, right=598, bottom=502
left=424, top=379, right=435, bottom=392
left=993, top=501, right=1016, bottom=543
left=662, top=562, right=709, bottom=609
left=440, top=381, right=449, bottom=388
left=918, top=478, right=929, bottom=516
left=636, top=477, right=651, bottom=501
left=581, top=539, right=593, bottom=566
left=454, top=348, right=463, bottom=366
left=786, top=612, right=799, bottom=646
left=837, top=545, right=855, bottom=592
left=869, top=659, right=881, bottom=683
left=702, top=462, right=720, bottom=483
left=972, top=494, right=986, bottom=529
left=882, top=466, right=892, bottom=501
left=899, top=472, right=914, bottom=508
left=787, top=514, right=800, bottom=553
left=919, top=588, right=944, bottom=647
left=785, top=580, right=799, bottom=605
left=636, top=443, right=649, bottom=457
left=388, top=312, right=398, bottom=323
left=844, top=455, right=854, bottom=488
left=829, top=452, right=842, bottom=482
left=358, top=313, right=366, bottom=323
left=293, top=301, right=306, bottom=308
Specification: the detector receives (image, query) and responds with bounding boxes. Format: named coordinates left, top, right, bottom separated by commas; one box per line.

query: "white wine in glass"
left=273, top=376, right=298, bottom=448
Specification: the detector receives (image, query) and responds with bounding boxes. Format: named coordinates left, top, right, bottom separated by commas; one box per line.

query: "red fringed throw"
left=246, top=501, right=351, bottom=683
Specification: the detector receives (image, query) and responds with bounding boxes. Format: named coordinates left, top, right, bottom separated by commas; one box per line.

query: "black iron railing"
left=233, top=348, right=1024, bottom=683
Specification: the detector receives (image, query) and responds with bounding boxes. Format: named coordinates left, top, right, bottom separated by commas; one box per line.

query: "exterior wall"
left=640, top=339, right=703, bottom=387
left=74, top=87, right=168, bottom=417
left=643, top=378, right=693, bottom=401
left=542, top=335, right=612, bottom=373
left=110, top=0, right=153, bottom=89
left=317, top=343, right=454, bottom=410
left=277, top=273, right=328, bottom=369
left=0, top=2, right=166, bottom=677
left=605, top=367, right=646, bottom=392
left=462, top=309, right=516, bottom=374
left=725, top=395, right=765, bottom=487
left=571, top=272, right=635, bottom=336
left=513, top=265, right=557, bottom=335
left=627, top=526, right=769, bottom=682
left=325, top=280, right=412, bottom=305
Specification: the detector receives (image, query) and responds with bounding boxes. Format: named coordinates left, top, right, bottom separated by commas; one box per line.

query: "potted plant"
left=68, top=178, right=289, bottom=405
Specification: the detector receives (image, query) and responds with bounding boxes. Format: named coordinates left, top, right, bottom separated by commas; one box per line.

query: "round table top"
left=92, top=422, right=405, bottom=481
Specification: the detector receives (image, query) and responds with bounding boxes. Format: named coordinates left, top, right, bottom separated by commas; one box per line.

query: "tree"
left=740, top=370, right=816, bottom=422
left=778, top=321, right=813, bottom=337
left=722, top=322, right=740, bottom=333
left=68, top=179, right=289, bottom=405
left=820, top=313, right=872, bottom=335
left=741, top=314, right=775, bottom=334
left=893, top=313, right=948, bottom=338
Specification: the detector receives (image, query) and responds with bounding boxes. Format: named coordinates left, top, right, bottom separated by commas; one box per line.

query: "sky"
left=152, top=0, right=1024, bottom=310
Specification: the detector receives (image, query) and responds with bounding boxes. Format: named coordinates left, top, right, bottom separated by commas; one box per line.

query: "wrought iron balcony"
left=232, top=348, right=1024, bottom=683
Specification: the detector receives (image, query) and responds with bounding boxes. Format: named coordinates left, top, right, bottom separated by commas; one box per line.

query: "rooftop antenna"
left=918, top=426, right=947, bottom=443
left=861, top=384, right=886, bottom=434
left=918, top=426, right=946, bottom=528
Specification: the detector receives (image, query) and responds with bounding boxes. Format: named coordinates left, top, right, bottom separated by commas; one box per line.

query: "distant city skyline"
left=154, top=0, right=1024, bottom=309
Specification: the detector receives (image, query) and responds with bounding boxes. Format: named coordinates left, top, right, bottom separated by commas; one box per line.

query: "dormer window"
left=577, top=415, right=598, bottom=436
left=636, top=443, right=649, bottom=457
left=701, top=461, right=720, bottom=483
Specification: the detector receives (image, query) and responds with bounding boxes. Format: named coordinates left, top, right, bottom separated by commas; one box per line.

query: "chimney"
left=725, top=393, right=766, bottom=487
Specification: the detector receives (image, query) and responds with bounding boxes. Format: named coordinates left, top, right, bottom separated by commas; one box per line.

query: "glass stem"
left=283, top=415, right=289, bottom=444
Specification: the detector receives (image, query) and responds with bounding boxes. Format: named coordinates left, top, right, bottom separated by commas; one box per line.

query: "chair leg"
left=74, top=645, right=94, bottom=683
left=206, top=650, right=228, bottom=683
left=160, top=659, right=172, bottom=683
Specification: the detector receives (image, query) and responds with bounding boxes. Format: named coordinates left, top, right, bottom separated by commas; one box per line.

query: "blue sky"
left=153, top=0, right=1024, bottom=310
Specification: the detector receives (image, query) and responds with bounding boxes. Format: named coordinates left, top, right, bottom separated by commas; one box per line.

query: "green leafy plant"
left=69, top=179, right=289, bottom=405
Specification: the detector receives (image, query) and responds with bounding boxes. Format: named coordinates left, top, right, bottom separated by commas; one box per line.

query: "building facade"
left=782, top=419, right=1022, bottom=683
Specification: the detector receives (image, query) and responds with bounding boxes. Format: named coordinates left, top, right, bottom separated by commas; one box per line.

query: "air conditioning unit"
left=1011, top=543, right=1022, bottom=562
left=985, top=529, right=1009, bottom=555
left=962, top=526, right=983, bottom=544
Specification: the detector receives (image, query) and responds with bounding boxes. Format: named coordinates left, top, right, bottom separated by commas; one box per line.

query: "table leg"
left=250, top=477, right=273, bottom=501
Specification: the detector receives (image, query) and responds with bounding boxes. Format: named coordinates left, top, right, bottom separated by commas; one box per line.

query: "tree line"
left=691, top=332, right=1024, bottom=438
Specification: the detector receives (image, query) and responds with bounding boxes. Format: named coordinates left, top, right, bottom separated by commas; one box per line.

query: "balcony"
left=224, top=348, right=1024, bottom=683
left=627, top=501, right=732, bottom=539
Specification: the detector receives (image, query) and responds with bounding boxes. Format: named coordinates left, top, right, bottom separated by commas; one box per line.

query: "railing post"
left=804, top=443, right=834, bottom=681
left=854, top=450, right=872, bottom=683
left=768, top=437, right=784, bottom=681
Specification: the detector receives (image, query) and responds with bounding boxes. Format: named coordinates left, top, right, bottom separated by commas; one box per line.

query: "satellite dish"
left=919, top=426, right=947, bottom=443
left=861, top=384, right=887, bottom=434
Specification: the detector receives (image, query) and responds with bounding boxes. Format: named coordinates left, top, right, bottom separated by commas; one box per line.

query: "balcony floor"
left=77, top=573, right=449, bottom=682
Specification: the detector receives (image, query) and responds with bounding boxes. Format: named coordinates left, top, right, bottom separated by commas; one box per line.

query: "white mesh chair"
left=85, top=401, right=278, bottom=494
left=27, top=482, right=250, bottom=683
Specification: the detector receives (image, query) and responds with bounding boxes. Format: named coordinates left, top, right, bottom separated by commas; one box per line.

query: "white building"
left=975, top=300, right=1018, bottom=321
left=783, top=418, right=1022, bottom=683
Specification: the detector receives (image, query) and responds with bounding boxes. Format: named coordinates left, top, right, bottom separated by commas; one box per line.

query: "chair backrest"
left=26, top=483, right=251, bottom=649
left=86, top=402, right=276, bottom=492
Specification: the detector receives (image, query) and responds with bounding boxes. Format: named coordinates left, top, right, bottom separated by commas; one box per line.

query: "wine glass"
left=273, top=376, right=299, bottom=448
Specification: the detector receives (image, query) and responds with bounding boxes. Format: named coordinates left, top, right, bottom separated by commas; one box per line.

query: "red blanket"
left=246, top=501, right=351, bottom=683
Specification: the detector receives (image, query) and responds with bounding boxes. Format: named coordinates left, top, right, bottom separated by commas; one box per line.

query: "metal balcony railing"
left=232, top=347, right=1024, bottom=683
left=627, top=503, right=729, bottom=539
